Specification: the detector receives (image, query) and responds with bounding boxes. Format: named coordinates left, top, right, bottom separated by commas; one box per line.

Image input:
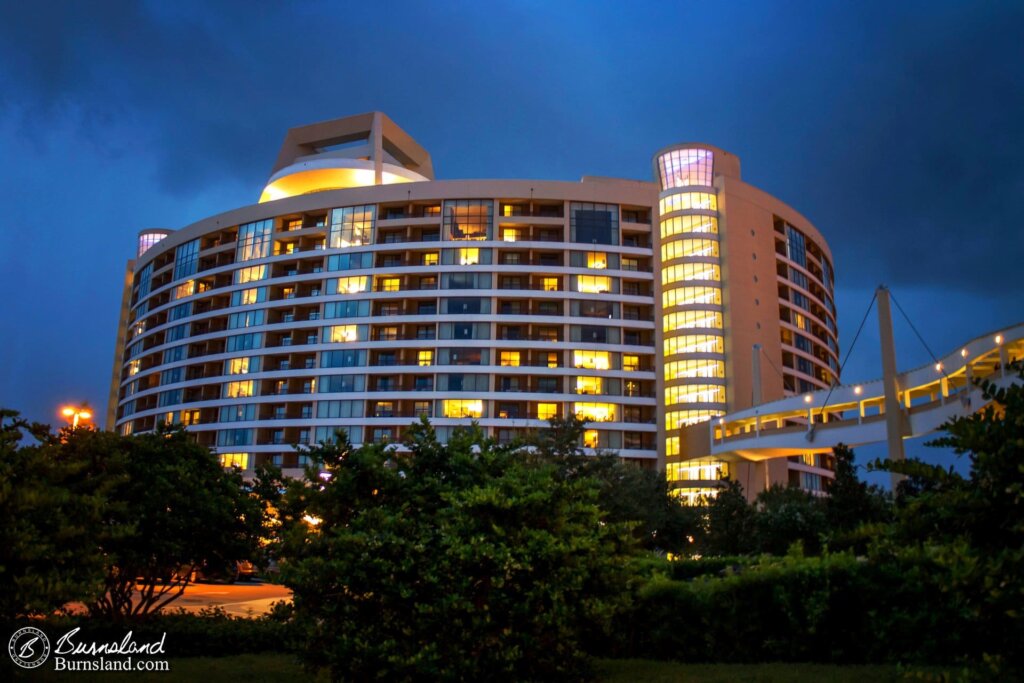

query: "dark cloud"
left=0, top=0, right=1021, bottom=427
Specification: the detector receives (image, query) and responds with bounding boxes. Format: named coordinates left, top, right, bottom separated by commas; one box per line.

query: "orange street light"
left=60, top=403, right=93, bottom=429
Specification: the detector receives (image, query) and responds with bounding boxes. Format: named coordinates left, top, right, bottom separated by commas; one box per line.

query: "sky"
left=0, top=1, right=1021, bottom=483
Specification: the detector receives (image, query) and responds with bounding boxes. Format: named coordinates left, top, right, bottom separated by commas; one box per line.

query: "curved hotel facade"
left=107, top=113, right=839, bottom=500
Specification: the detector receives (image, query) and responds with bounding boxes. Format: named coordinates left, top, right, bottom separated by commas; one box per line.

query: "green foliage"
left=279, top=418, right=637, bottom=681
left=0, top=410, right=109, bottom=619
left=700, top=481, right=756, bottom=556
left=752, top=485, right=828, bottom=555
left=0, top=414, right=266, bottom=620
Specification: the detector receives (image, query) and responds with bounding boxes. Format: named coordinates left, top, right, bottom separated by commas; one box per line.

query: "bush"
left=618, top=550, right=980, bottom=666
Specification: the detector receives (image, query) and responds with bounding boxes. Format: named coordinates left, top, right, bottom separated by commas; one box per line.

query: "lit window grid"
left=666, top=459, right=729, bottom=482
left=662, top=263, right=721, bottom=286
left=663, top=310, right=723, bottom=333
left=661, top=237, right=719, bottom=263
left=656, top=148, right=714, bottom=190
left=658, top=192, right=717, bottom=214
left=660, top=215, right=718, bottom=239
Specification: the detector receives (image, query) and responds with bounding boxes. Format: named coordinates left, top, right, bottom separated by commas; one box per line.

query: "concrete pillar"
left=371, top=112, right=383, bottom=185
left=876, top=286, right=905, bottom=489
left=752, top=343, right=763, bottom=406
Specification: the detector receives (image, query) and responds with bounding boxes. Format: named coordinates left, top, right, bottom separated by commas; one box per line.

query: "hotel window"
left=414, top=401, right=432, bottom=418
left=379, top=277, right=401, bottom=292
left=330, top=276, right=369, bottom=294
left=665, top=384, right=726, bottom=405
left=232, top=287, right=267, bottom=306
left=577, top=275, right=611, bottom=294
left=662, top=286, right=722, bottom=309
left=422, top=252, right=439, bottom=266
left=586, top=252, right=608, bottom=269
left=537, top=403, right=558, bottom=420
left=656, top=148, right=714, bottom=189
left=224, top=380, right=254, bottom=398
left=329, top=205, right=376, bottom=248
left=583, top=430, right=599, bottom=449
left=544, top=352, right=560, bottom=368
left=660, top=215, right=718, bottom=239
left=573, top=350, right=610, bottom=370
left=570, top=202, right=618, bottom=245
left=328, top=325, right=359, bottom=343
left=786, top=225, right=807, bottom=267
left=173, top=280, right=195, bottom=300
left=443, top=399, right=484, bottom=418
left=659, top=192, right=718, bottom=214
left=417, top=350, right=434, bottom=366
left=227, top=357, right=260, bottom=375
left=574, top=402, right=617, bottom=422
left=458, top=248, right=480, bottom=265
left=174, top=239, right=200, bottom=280
left=502, top=227, right=521, bottom=242
left=575, top=376, right=603, bottom=395
left=236, top=220, right=273, bottom=262
left=661, top=238, right=720, bottom=262
left=226, top=333, right=262, bottom=352
left=127, top=360, right=140, bottom=376
left=444, top=199, right=492, bottom=240
left=220, top=453, right=250, bottom=470
left=663, top=310, right=723, bottom=332
left=662, top=263, right=721, bottom=285
left=622, top=354, right=639, bottom=372
left=664, top=359, right=725, bottom=380
left=541, top=277, right=560, bottom=291
left=228, top=310, right=264, bottom=329
left=235, top=265, right=266, bottom=284
left=500, top=351, right=521, bottom=367
left=663, top=335, right=724, bottom=356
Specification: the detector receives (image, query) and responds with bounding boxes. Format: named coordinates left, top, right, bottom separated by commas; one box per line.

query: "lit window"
left=586, top=252, right=608, bottom=269
left=573, top=350, right=610, bottom=370
left=663, top=335, right=725, bottom=356
left=334, top=276, right=368, bottom=294
left=574, top=402, right=617, bottom=422
left=664, top=359, right=725, bottom=380
left=500, top=351, right=521, bottom=367
left=583, top=430, right=599, bottom=448
left=224, top=380, right=254, bottom=398
left=542, top=277, right=560, bottom=291
left=662, top=286, right=722, bottom=308
left=329, top=325, right=358, bottom=343
left=220, top=453, right=249, bottom=470
left=235, top=265, right=266, bottom=284
left=417, top=350, right=433, bottom=366
left=537, top=403, right=558, bottom=420
left=458, top=248, right=480, bottom=265
left=665, top=436, right=680, bottom=457
left=422, top=252, right=439, bottom=266
left=174, top=280, right=195, bottom=300
left=665, top=384, right=726, bottom=405
left=127, top=360, right=140, bottom=376
left=622, top=355, right=639, bottom=372
left=662, top=263, right=721, bottom=285
left=658, top=192, right=718, bottom=214
left=228, top=358, right=251, bottom=374
left=663, top=311, right=724, bottom=332
left=660, top=215, right=719, bottom=239
left=503, top=227, right=521, bottom=242
left=545, top=352, right=560, bottom=368
left=239, top=288, right=261, bottom=305
left=443, top=399, right=483, bottom=418
left=181, top=410, right=200, bottom=426
left=379, top=277, right=401, bottom=292
left=577, top=275, right=611, bottom=293
left=575, top=376, right=603, bottom=394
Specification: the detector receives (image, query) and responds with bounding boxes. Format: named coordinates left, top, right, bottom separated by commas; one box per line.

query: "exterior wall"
left=110, top=178, right=660, bottom=476
left=107, top=116, right=839, bottom=499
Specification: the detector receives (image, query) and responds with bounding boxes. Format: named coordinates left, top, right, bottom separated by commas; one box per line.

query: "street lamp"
left=60, top=403, right=93, bottom=429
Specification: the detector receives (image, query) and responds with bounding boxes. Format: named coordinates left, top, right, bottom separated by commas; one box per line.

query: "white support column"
left=876, top=286, right=906, bottom=489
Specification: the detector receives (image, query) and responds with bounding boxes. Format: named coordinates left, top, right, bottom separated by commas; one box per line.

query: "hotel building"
left=107, top=113, right=839, bottom=499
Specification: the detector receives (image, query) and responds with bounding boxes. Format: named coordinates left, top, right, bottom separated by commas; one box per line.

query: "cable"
left=889, top=291, right=950, bottom=381
left=808, top=291, right=877, bottom=439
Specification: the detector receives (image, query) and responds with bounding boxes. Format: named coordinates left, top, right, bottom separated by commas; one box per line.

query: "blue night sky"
left=1, top=1, right=1021, bottom=485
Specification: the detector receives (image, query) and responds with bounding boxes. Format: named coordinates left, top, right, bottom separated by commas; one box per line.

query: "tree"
left=700, top=481, right=756, bottom=556
left=753, top=485, right=827, bottom=555
left=73, top=425, right=264, bottom=619
left=279, top=419, right=636, bottom=681
left=0, top=410, right=109, bottom=619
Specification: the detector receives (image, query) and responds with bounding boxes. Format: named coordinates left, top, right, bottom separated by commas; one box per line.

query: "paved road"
left=174, top=580, right=292, bottom=617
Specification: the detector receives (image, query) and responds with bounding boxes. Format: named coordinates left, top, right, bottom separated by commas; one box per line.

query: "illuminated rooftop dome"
left=259, top=112, right=435, bottom=203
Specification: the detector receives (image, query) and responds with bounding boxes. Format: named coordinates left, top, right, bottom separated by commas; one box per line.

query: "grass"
left=19, top=654, right=949, bottom=682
